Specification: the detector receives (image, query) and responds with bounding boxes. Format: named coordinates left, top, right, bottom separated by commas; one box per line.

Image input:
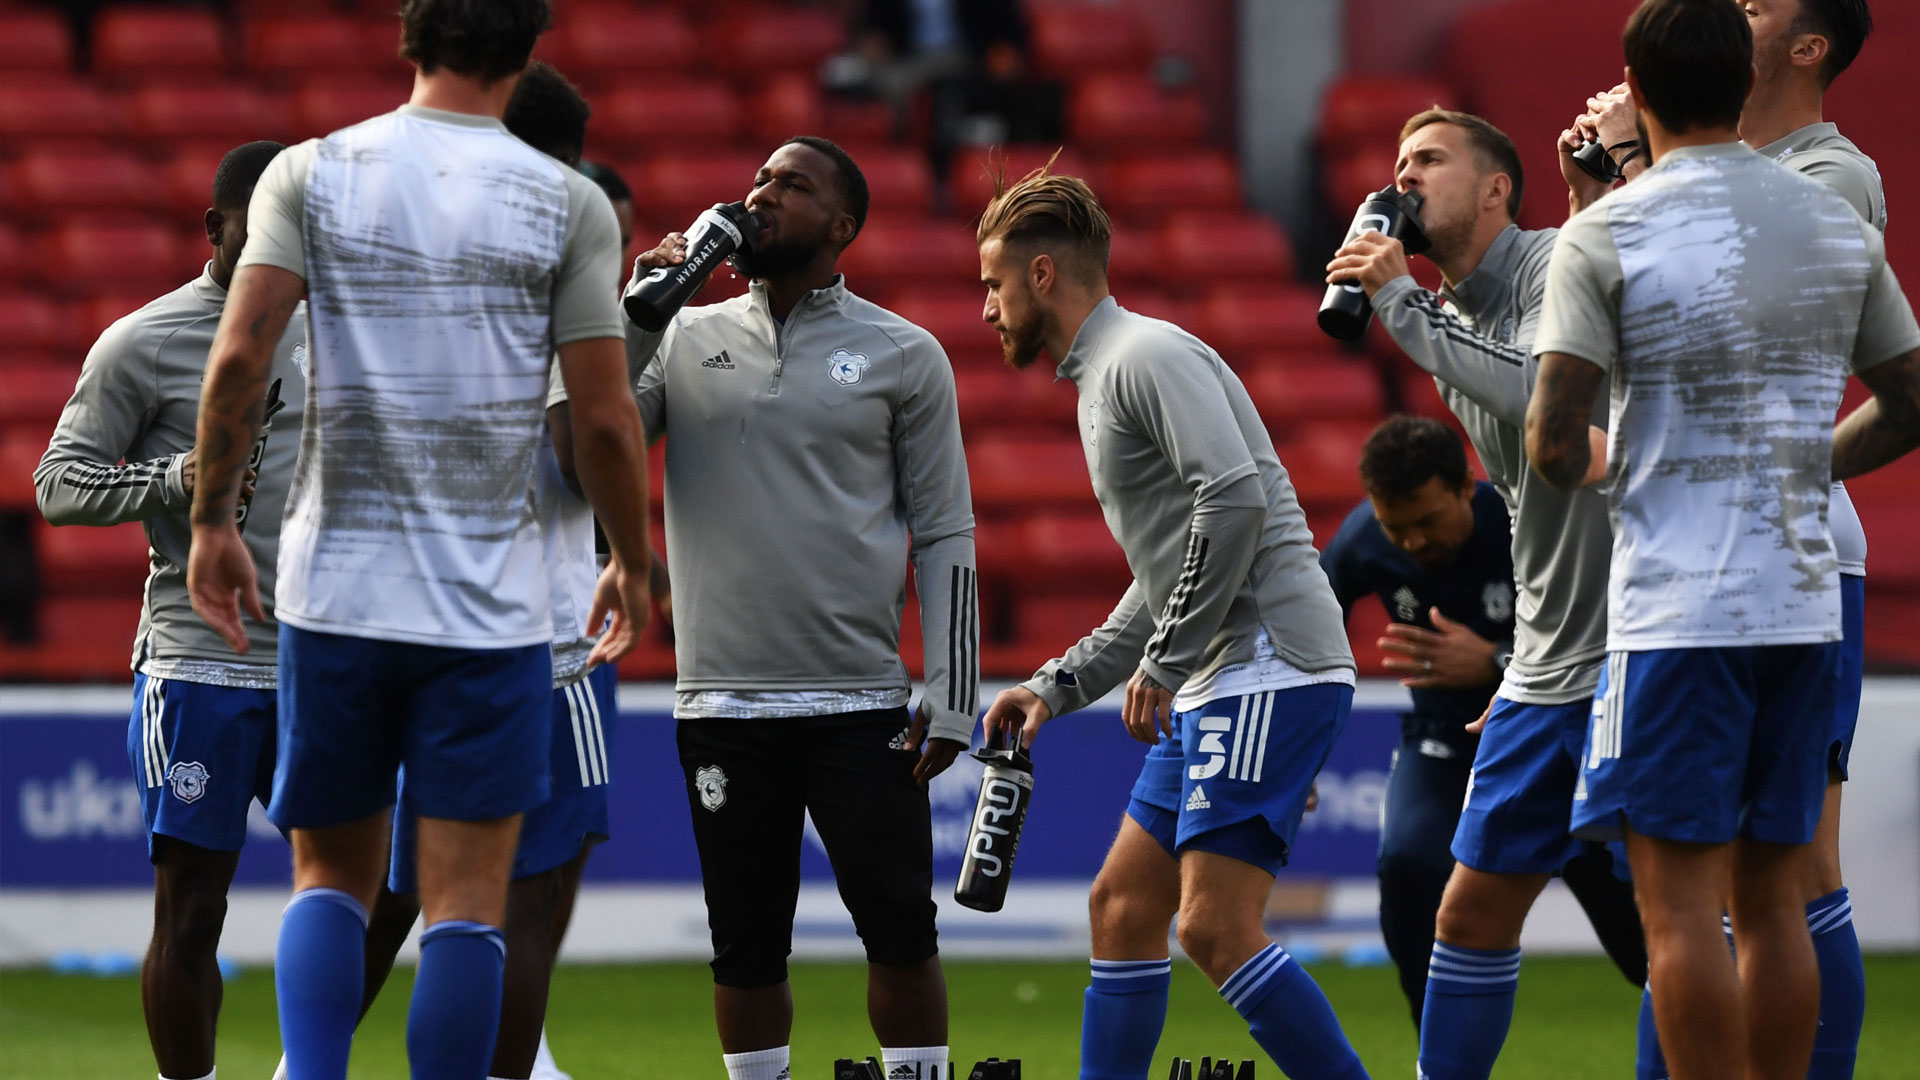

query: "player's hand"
left=1465, top=700, right=1493, bottom=736
left=1380, top=607, right=1499, bottom=689
left=1585, top=83, right=1638, bottom=155
left=1305, top=781, right=1319, bottom=813
left=1324, top=231, right=1411, bottom=298
left=1122, top=668, right=1176, bottom=744
left=902, top=703, right=965, bottom=786
left=635, top=233, right=688, bottom=273
left=982, top=686, right=1052, bottom=750
left=585, top=557, right=652, bottom=668
left=187, top=523, right=263, bottom=653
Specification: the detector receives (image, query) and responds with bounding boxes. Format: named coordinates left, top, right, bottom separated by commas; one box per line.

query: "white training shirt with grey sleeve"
left=34, top=265, right=306, bottom=685
left=628, top=276, right=980, bottom=746
left=1758, top=121, right=1889, bottom=578
left=1018, top=297, right=1354, bottom=720
left=1372, top=226, right=1612, bottom=704
left=236, top=105, right=626, bottom=648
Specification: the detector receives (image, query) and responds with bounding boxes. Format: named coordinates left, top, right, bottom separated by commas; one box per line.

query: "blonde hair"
left=975, top=150, right=1112, bottom=282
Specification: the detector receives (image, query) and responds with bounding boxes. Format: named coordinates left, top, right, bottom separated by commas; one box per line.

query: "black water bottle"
left=954, top=738, right=1035, bottom=913
left=623, top=202, right=768, bottom=333
left=1318, top=185, right=1432, bottom=341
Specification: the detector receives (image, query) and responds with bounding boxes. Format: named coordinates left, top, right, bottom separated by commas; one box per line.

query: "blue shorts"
left=1126, top=682, right=1352, bottom=877
left=389, top=663, right=615, bottom=894
left=1450, top=696, right=1589, bottom=875
left=1830, top=575, right=1865, bottom=781
left=127, top=674, right=277, bottom=859
left=1571, top=644, right=1840, bottom=847
left=271, top=623, right=551, bottom=831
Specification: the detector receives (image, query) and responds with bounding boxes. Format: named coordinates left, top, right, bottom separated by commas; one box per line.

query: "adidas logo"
left=889, top=1066, right=921, bottom=1080
left=1186, top=784, right=1211, bottom=811
left=700, top=350, right=736, bottom=370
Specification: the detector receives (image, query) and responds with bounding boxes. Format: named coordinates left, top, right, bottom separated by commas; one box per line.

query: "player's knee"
left=160, top=884, right=229, bottom=955
left=1434, top=880, right=1506, bottom=949
left=1088, top=869, right=1172, bottom=940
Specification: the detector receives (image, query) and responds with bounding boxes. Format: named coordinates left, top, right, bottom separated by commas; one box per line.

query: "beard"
left=1419, top=196, right=1477, bottom=266
left=997, top=289, right=1051, bottom=370
left=731, top=235, right=820, bottom=280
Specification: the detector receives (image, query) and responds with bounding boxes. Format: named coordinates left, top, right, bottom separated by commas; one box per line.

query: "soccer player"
left=1321, top=110, right=1622, bottom=1080
left=625, top=136, right=978, bottom=1080
left=1525, top=4, right=1920, bottom=1080
left=1319, top=416, right=1645, bottom=1030
left=33, top=140, right=297, bottom=1080
left=1569, top=4, right=1883, bottom=1077
left=185, top=1, right=652, bottom=1076
left=976, top=168, right=1368, bottom=1080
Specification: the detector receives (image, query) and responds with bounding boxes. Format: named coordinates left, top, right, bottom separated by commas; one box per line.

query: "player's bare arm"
left=557, top=334, right=653, bottom=666
left=1834, top=349, right=1920, bottom=480
left=982, top=685, right=1053, bottom=751
left=186, top=263, right=304, bottom=652
left=1525, top=352, right=1607, bottom=490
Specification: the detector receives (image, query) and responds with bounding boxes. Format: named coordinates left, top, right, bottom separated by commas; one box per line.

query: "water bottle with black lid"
left=1318, top=185, right=1432, bottom=341
left=954, top=731, right=1035, bottom=914
left=623, top=202, right=768, bottom=333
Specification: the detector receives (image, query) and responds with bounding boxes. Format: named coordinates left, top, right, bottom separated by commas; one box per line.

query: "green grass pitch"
left=4, top=955, right=1919, bottom=1078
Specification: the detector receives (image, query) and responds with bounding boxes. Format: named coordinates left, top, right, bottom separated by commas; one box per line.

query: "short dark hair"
left=1793, top=0, right=1873, bottom=88
left=1358, top=415, right=1470, bottom=501
left=502, top=60, right=587, bottom=165
left=1623, top=0, right=1753, bottom=134
left=782, top=135, right=869, bottom=239
left=579, top=161, right=630, bottom=204
left=1399, top=108, right=1524, bottom=220
left=399, top=0, right=550, bottom=84
left=211, top=140, right=286, bottom=211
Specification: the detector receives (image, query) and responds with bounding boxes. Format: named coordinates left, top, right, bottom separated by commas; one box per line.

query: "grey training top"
left=35, top=265, right=307, bottom=686
left=1020, top=298, right=1353, bottom=719
left=1758, top=121, right=1889, bottom=578
left=1374, top=226, right=1611, bottom=704
left=629, top=276, right=981, bottom=746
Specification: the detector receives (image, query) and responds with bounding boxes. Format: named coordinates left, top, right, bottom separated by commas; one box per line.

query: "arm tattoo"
left=191, top=285, right=300, bottom=527
left=1834, top=350, right=1920, bottom=480
left=1526, top=353, right=1606, bottom=490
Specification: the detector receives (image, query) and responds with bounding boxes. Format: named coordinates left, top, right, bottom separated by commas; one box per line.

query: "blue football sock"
left=407, top=920, right=507, bottom=1080
left=1079, top=958, right=1171, bottom=1080
left=1807, top=888, right=1864, bottom=1080
left=275, top=888, right=368, bottom=1080
left=1636, top=984, right=1667, bottom=1080
left=1220, top=943, right=1368, bottom=1080
left=1417, top=943, right=1520, bottom=1080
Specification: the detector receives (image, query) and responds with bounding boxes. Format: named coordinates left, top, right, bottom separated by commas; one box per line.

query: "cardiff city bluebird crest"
left=695, top=765, right=728, bottom=811
left=166, top=761, right=210, bottom=804
left=828, top=349, right=870, bottom=386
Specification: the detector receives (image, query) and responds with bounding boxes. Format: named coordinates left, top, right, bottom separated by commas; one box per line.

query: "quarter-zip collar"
left=748, top=274, right=850, bottom=326
left=1440, top=225, right=1523, bottom=326
left=1056, top=295, right=1122, bottom=388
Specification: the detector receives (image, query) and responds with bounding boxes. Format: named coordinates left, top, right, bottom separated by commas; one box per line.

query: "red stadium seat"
left=0, top=293, right=71, bottom=352
left=32, top=594, right=146, bottom=672
left=1070, top=75, right=1206, bottom=148
left=1103, top=152, right=1242, bottom=216
left=845, top=145, right=934, bottom=214
left=1852, top=491, right=1920, bottom=587
left=884, top=291, right=998, bottom=362
left=1862, top=590, right=1920, bottom=668
left=952, top=367, right=1076, bottom=432
left=127, top=83, right=290, bottom=146
left=1010, top=589, right=1129, bottom=652
left=1196, top=284, right=1329, bottom=358
left=747, top=74, right=823, bottom=143
left=35, top=518, right=152, bottom=593
left=0, top=77, right=120, bottom=143
left=948, top=146, right=1099, bottom=214
left=0, top=360, right=77, bottom=427
left=968, top=435, right=1094, bottom=508
left=1120, top=292, right=1196, bottom=331
left=1343, top=593, right=1396, bottom=679
left=1275, top=421, right=1373, bottom=509
left=1027, top=4, right=1148, bottom=75
left=708, top=7, right=846, bottom=78
left=1002, top=513, right=1130, bottom=586
left=0, top=9, right=74, bottom=71
left=290, top=79, right=408, bottom=138
left=1159, top=211, right=1295, bottom=282
left=241, top=15, right=401, bottom=76
left=1324, top=145, right=1402, bottom=221
left=1239, top=358, right=1387, bottom=429
left=632, top=151, right=767, bottom=227
left=91, top=7, right=230, bottom=78
left=157, top=146, right=231, bottom=217
left=551, top=5, right=696, bottom=78
left=1317, top=76, right=1455, bottom=156
left=594, top=82, right=745, bottom=148
left=837, top=216, right=980, bottom=290
left=1105, top=226, right=1158, bottom=287
left=72, top=292, right=162, bottom=348
left=0, top=223, right=34, bottom=284
left=0, top=424, right=55, bottom=511
left=6, top=149, right=161, bottom=216
left=42, top=222, right=185, bottom=290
